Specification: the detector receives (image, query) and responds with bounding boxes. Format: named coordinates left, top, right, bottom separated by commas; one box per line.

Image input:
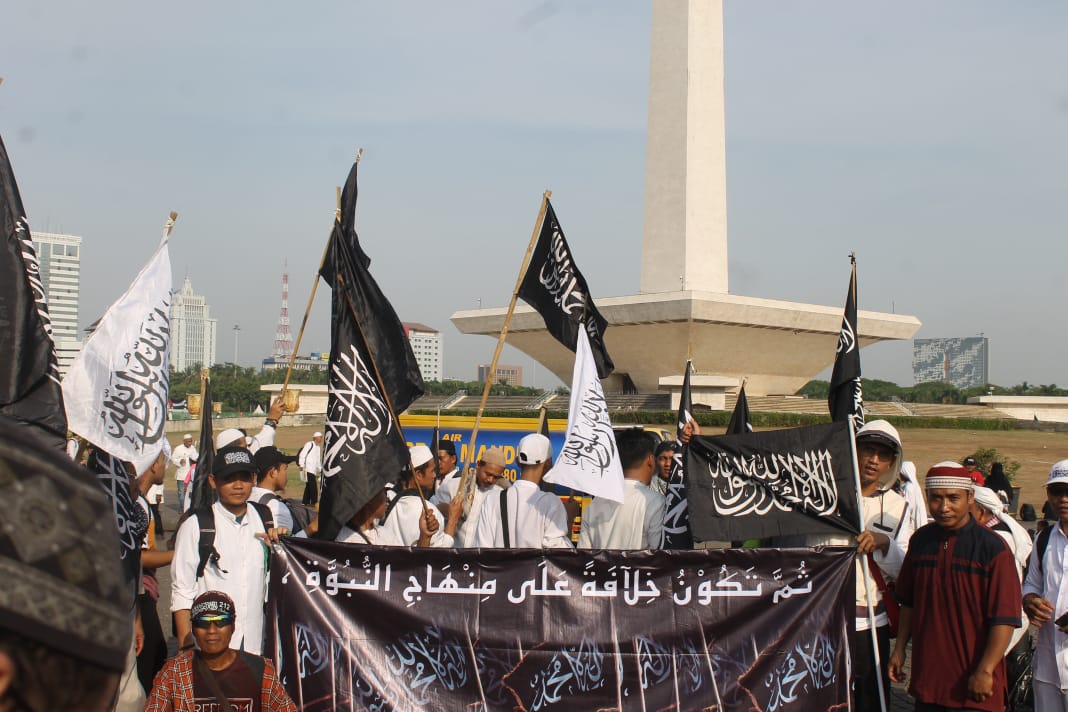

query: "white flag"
left=543, top=327, right=624, bottom=502
left=63, top=224, right=172, bottom=474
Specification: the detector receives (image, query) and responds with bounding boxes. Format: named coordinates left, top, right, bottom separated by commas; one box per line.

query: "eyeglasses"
left=1048, top=486, right=1068, bottom=499
left=192, top=613, right=235, bottom=629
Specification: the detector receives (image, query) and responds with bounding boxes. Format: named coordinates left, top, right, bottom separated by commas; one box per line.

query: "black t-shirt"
left=193, top=654, right=261, bottom=712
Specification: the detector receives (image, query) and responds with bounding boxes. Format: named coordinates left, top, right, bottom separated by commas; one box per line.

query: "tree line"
left=168, top=364, right=555, bottom=413
left=172, top=363, right=1064, bottom=413
left=796, top=379, right=1068, bottom=404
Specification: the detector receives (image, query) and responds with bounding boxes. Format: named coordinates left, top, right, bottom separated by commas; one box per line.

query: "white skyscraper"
left=403, top=322, right=443, bottom=383
left=170, top=276, right=217, bottom=373
left=31, top=232, right=82, bottom=375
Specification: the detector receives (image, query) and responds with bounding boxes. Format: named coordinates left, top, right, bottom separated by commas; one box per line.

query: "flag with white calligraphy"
left=267, top=539, right=854, bottom=712
left=316, top=161, right=419, bottom=541
left=543, top=327, right=624, bottom=502
left=187, top=376, right=216, bottom=512
left=727, top=384, right=753, bottom=435
left=87, top=448, right=148, bottom=601
left=320, top=161, right=424, bottom=417
left=686, top=421, right=862, bottom=542
left=0, top=132, right=67, bottom=449
left=828, top=257, right=864, bottom=432
left=517, top=199, right=614, bottom=378
left=63, top=222, right=173, bottom=474
left=662, top=360, right=694, bottom=549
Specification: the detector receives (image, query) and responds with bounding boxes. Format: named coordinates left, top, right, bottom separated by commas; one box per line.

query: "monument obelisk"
left=641, top=0, right=728, bottom=296
left=452, top=0, right=920, bottom=399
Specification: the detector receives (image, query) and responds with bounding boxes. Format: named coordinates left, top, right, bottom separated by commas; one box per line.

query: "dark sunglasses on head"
left=192, top=613, right=235, bottom=629
left=1048, top=485, right=1068, bottom=498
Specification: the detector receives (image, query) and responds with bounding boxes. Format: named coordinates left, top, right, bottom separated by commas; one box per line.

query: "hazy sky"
left=3, top=1, right=1065, bottom=389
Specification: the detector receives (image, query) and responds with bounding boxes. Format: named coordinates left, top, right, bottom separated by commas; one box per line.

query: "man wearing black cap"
left=172, top=445, right=290, bottom=656
left=252, top=446, right=298, bottom=532
left=429, top=439, right=459, bottom=501
left=144, top=590, right=296, bottom=711
left=0, top=417, right=132, bottom=711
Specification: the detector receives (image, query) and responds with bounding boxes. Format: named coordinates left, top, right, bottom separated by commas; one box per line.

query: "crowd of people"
left=4, top=412, right=1068, bottom=712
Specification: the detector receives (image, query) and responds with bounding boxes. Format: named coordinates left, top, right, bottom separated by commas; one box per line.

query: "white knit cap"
left=409, top=444, right=434, bottom=469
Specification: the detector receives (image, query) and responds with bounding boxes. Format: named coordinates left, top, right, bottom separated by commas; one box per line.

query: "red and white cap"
left=925, top=461, right=973, bottom=491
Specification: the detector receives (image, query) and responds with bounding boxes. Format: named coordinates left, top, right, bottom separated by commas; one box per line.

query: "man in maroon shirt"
left=888, top=462, right=1022, bottom=711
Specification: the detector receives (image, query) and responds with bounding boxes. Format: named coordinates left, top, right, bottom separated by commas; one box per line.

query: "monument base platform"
left=451, top=290, right=920, bottom=396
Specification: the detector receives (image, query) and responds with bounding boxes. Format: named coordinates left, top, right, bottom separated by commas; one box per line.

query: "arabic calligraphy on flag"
left=685, top=421, right=862, bottom=543
left=267, top=539, right=854, bottom=712
left=543, top=327, right=623, bottom=502
left=62, top=229, right=172, bottom=473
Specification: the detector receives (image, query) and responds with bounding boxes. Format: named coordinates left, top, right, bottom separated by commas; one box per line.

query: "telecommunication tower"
left=272, top=264, right=294, bottom=358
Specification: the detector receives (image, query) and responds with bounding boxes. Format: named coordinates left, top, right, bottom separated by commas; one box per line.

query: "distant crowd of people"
left=5, top=409, right=1068, bottom=711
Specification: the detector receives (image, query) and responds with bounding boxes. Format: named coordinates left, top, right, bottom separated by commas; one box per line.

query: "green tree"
left=795, top=380, right=829, bottom=399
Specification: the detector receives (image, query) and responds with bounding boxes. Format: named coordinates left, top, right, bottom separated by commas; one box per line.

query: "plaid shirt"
left=143, top=650, right=296, bottom=712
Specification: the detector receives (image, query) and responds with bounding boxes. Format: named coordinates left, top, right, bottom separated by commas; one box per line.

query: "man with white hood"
left=973, top=484, right=1033, bottom=702
left=780, top=419, right=915, bottom=709
left=896, top=460, right=931, bottom=533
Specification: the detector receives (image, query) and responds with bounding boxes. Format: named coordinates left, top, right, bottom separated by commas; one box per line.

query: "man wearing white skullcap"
left=890, top=462, right=1022, bottom=711
left=378, top=445, right=461, bottom=547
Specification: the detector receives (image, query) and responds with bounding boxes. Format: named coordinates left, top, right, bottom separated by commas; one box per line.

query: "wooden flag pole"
left=165, top=211, right=179, bottom=235
left=456, top=190, right=552, bottom=499
left=280, top=150, right=364, bottom=398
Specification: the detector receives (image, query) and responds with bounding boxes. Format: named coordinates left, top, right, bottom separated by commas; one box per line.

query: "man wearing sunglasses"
left=144, top=590, right=295, bottom=711
left=1023, top=460, right=1068, bottom=710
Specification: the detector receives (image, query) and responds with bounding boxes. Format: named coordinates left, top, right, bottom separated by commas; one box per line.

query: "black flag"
left=727, top=384, right=753, bottom=435
left=187, top=378, right=216, bottom=512
left=321, top=162, right=424, bottom=414
left=662, top=361, right=693, bottom=549
left=316, top=161, right=421, bottom=541
left=518, top=199, right=614, bottom=378
left=686, top=421, right=862, bottom=542
left=0, top=132, right=67, bottom=449
left=87, top=448, right=148, bottom=601
left=828, top=258, right=864, bottom=432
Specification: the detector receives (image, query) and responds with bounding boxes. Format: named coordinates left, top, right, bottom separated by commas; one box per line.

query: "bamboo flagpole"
left=280, top=149, right=364, bottom=399
left=455, top=190, right=552, bottom=500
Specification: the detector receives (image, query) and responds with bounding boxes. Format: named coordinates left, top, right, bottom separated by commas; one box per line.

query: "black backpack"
left=193, top=502, right=274, bottom=579
left=256, top=492, right=316, bottom=535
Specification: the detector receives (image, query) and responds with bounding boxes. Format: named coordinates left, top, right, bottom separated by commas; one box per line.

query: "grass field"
left=166, top=422, right=1068, bottom=516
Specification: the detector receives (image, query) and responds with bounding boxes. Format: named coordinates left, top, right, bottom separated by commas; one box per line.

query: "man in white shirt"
left=432, top=447, right=508, bottom=547
left=171, top=446, right=289, bottom=655
left=474, top=434, right=575, bottom=549
left=298, top=432, right=324, bottom=505
left=171, top=433, right=197, bottom=509
left=380, top=445, right=461, bottom=547
left=651, top=440, right=675, bottom=497
left=332, top=487, right=439, bottom=547
left=436, top=439, right=459, bottom=489
left=251, top=446, right=297, bottom=532
left=1023, top=459, right=1068, bottom=710
left=579, top=429, right=665, bottom=550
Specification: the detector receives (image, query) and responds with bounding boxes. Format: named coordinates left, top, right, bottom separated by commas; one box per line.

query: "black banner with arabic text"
left=267, top=540, right=854, bottom=711
left=686, top=421, right=861, bottom=544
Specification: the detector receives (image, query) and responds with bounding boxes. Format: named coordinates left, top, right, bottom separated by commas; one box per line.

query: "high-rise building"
left=31, top=231, right=82, bottom=375
left=403, top=322, right=443, bottom=383
left=170, top=276, right=218, bottom=372
left=912, top=336, right=990, bottom=389
left=478, top=364, right=524, bottom=387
